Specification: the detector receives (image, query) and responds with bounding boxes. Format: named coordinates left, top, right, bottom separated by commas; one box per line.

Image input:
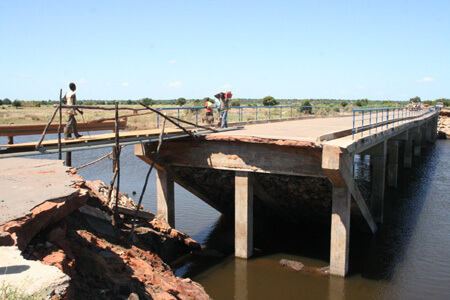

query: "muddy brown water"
left=7, top=134, right=449, bottom=300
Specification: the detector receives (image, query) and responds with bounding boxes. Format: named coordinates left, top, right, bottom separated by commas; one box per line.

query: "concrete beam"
left=136, top=143, right=225, bottom=213
left=235, top=171, right=254, bottom=259
left=138, top=139, right=325, bottom=178
left=387, top=140, right=399, bottom=187
left=156, top=169, right=175, bottom=227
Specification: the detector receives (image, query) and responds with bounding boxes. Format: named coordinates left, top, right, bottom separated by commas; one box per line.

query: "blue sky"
left=1, top=0, right=448, bottom=101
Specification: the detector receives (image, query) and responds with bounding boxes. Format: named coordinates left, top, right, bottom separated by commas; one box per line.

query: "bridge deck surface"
left=213, top=116, right=354, bottom=143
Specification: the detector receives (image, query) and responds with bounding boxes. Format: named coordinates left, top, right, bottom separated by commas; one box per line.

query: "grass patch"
left=0, top=280, right=48, bottom=300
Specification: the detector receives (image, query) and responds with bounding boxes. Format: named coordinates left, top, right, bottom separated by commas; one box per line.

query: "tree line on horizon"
left=1, top=96, right=449, bottom=109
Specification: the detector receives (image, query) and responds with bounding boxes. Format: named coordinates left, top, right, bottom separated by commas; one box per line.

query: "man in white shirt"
left=64, top=82, right=83, bottom=139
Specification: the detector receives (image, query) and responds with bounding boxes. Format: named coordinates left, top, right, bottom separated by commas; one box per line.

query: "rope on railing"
left=69, top=145, right=125, bottom=172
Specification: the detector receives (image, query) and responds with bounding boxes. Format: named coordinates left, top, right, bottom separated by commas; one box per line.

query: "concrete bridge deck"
left=213, top=116, right=355, bottom=143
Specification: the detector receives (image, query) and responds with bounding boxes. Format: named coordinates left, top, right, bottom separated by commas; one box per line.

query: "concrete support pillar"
left=370, top=141, right=387, bottom=224
left=387, top=140, right=399, bottom=187
left=235, top=171, right=254, bottom=259
left=330, top=186, right=351, bottom=277
left=156, top=169, right=175, bottom=227
left=431, top=116, right=438, bottom=142
left=421, top=125, right=427, bottom=148
left=425, top=122, right=433, bottom=143
left=403, top=131, right=413, bottom=168
left=413, top=129, right=421, bottom=157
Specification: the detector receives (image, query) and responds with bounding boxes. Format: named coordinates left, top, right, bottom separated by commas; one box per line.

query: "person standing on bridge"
left=64, top=82, right=83, bottom=139
left=204, top=98, right=213, bottom=124
left=215, top=91, right=232, bottom=128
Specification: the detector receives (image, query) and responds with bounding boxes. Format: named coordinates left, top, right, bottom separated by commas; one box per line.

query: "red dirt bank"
left=0, top=169, right=210, bottom=300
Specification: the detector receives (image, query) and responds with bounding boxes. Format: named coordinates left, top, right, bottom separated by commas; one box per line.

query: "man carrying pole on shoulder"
left=215, top=91, right=232, bottom=128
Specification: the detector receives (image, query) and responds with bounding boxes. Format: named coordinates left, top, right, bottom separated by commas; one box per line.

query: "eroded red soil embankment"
left=1, top=170, right=210, bottom=300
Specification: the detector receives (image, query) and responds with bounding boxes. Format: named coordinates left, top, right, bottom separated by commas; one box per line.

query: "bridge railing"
left=352, top=106, right=436, bottom=139
left=153, top=105, right=360, bottom=128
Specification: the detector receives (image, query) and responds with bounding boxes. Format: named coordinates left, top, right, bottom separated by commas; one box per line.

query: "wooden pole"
left=35, top=105, right=60, bottom=150
left=166, top=115, right=218, bottom=132
left=138, top=102, right=198, bottom=140
left=114, top=101, right=121, bottom=230
left=58, top=89, right=62, bottom=160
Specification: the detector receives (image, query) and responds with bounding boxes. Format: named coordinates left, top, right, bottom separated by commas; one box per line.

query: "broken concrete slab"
left=0, top=158, right=77, bottom=225
left=0, top=158, right=89, bottom=250
left=0, top=246, right=70, bottom=298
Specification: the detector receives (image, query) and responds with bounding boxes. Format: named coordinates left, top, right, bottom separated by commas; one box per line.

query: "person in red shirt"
left=204, top=98, right=213, bottom=124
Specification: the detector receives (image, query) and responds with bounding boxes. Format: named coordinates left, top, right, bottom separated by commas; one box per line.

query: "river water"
left=4, top=134, right=449, bottom=300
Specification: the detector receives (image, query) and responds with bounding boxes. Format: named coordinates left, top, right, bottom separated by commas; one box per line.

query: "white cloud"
left=169, top=60, right=177, bottom=64
left=18, top=73, right=31, bottom=78
left=221, top=84, right=232, bottom=89
left=168, top=81, right=182, bottom=87
left=357, top=85, right=364, bottom=89
left=77, top=78, right=87, bottom=84
left=122, top=82, right=129, bottom=87
left=416, top=77, right=435, bottom=82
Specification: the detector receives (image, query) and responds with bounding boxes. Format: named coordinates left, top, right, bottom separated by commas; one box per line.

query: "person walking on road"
left=64, top=82, right=83, bottom=139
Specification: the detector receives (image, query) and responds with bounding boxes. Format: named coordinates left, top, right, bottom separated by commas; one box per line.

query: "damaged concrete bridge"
left=135, top=108, right=439, bottom=277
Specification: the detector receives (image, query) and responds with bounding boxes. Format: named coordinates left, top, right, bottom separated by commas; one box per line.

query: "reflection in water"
left=235, top=259, right=248, bottom=300
left=328, top=276, right=345, bottom=300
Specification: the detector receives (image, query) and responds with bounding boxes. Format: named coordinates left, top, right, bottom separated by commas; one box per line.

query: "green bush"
left=262, top=96, right=279, bottom=106
left=12, top=100, right=21, bottom=108
left=300, top=100, right=312, bottom=113
left=230, top=99, right=241, bottom=106
left=141, top=98, right=153, bottom=106
left=176, top=98, right=186, bottom=106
